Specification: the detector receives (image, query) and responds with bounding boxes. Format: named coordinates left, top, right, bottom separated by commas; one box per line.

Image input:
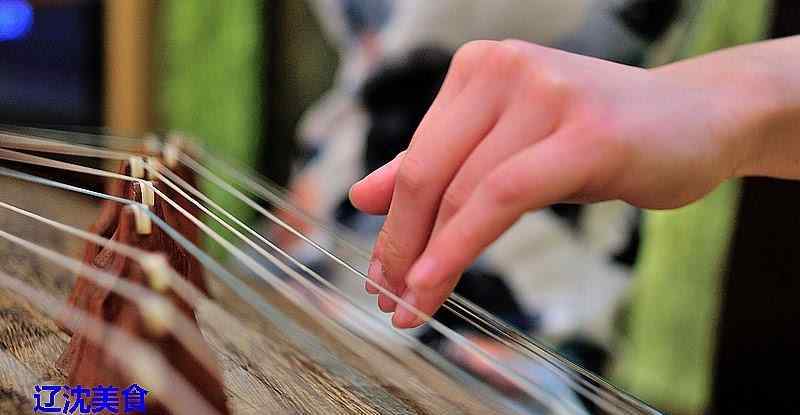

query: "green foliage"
left=158, top=0, right=263, bottom=257
left=614, top=1, right=772, bottom=412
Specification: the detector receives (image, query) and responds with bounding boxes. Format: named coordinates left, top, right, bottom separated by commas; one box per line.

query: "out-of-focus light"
left=0, top=0, right=33, bottom=42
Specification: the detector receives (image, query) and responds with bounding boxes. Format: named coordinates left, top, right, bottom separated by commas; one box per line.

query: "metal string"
left=174, top=146, right=651, bottom=413
left=0, top=130, right=656, bottom=414
left=0, top=216, right=221, bottom=375
left=0, top=132, right=590, bottom=414
left=173, top=140, right=658, bottom=414
left=145, top=166, right=596, bottom=414
left=0, top=132, right=624, bottom=414
left=0, top=165, right=539, bottom=415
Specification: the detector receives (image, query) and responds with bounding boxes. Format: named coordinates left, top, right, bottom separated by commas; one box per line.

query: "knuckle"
left=454, top=40, right=530, bottom=83
left=377, top=227, right=406, bottom=282
left=484, top=171, right=527, bottom=205
left=486, top=44, right=574, bottom=106
left=484, top=41, right=527, bottom=78
left=396, top=155, right=428, bottom=194
left=452, top=40, right=498, bottom=69
left=444, top=223, right=482, bottom=264
left=539, top=69, right=573, bottom=100
left=520, top=64, right=573, bottom=108
left=449, top=40, right=497, bottom=86
left=440, top=184, right=469, bottom=217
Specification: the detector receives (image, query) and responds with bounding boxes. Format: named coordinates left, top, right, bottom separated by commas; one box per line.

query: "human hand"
left=349, top=39, right=776, bottom=328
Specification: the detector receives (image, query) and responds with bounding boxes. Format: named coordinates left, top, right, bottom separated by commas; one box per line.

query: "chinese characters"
left=33, top=384, right=149, bottom=414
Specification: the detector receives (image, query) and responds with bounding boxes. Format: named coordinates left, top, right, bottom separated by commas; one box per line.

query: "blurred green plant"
left=614, top=1, right=772, bottom=413
left=158, top=0, right=263, bottom=257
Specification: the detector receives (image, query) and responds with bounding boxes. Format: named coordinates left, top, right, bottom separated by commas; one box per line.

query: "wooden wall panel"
left=104, top=0, right=156, bottom=135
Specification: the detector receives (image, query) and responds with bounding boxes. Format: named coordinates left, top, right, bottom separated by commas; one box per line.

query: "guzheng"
left=0, top=127, right=661, bottom=415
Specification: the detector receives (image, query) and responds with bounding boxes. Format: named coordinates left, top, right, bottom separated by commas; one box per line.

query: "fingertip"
left=348, top=180, right=368, bottom=211
left=378, top=293, right=397, bottom=313
left=371, top=260, right=398, bottom=311
left=392, top=292, right=423, bottom=328
left=351, top=152, right=406, bottom=215
left=349, top=177, right=390, bottom=215
left=365, top=260, right=384, bottom=295
left=392, top=312, right=423, bottom=329
left=365, top=278, right=379, bottom=294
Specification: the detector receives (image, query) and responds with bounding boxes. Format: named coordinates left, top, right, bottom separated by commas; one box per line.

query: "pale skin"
left=349, top=36, right=800, bottom=328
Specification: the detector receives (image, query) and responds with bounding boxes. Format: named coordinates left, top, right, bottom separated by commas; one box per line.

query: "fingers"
left=349, top=151, right=404, bottom=215
left=361, top=40, right=555, bottom=315
left=365, top=260, right=387, bottom=295
left=371, top=71, right=506, bottom=312
left=350, top=39, right=500, bottom=216
left=350, top=153, right=402, bottom=295
left=434, top=40, right=502, bottom=110
left=391, top=271, right=459, bottom=328
left=357, top=40, right=502, bottom=298
left=431, top=98, right=561, bottom=236
left=393, top=136, right=588, bottom=327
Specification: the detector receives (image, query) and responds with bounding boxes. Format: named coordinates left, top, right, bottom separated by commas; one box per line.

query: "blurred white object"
left=379, top=0, right=590, bottom=58
left=300, top=0, right=641, bottom=161
left=485, top=204, right=634, bottom=344
left=294, top=0, right=644, bottom=343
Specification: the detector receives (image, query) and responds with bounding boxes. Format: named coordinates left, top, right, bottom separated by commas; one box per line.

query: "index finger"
left=369, top=42, right=514, bottom=312
left=392, top=136, right=589, bottom=327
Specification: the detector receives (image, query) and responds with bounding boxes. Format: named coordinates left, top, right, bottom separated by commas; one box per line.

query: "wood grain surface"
left=0, top=176, right=512, bottom=415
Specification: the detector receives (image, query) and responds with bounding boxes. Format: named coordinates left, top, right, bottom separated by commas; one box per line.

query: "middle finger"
left=372, top=70, right=507, bottom=312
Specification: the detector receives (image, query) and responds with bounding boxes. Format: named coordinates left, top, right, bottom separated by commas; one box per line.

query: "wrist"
left=711, top=61, right=780, bottom=179
left=716, top=60, right=796, bottom=179
left=655, top=54, right=794, bottom=180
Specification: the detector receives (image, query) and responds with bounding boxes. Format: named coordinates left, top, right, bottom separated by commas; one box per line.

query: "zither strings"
left=0, top=128, right=660, bottom=415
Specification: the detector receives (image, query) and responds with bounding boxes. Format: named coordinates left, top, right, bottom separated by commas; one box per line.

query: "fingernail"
left=364, top=261, right=381, bottom=294
left=365, top=279, right=378, bottom=294
left=406, top=257, right=438, bottom=289
left=378, top=293, right=397, bottom=313
left=349, top=172, right=375, bottom=205
left=393, top=292, right=421, bottom=328
left=349, top=178, right=365, bottom=195
left=365, top=260, right=383, bottom=294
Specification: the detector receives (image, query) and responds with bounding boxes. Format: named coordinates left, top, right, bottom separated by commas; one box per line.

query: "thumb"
left=349, top=151, right=405, bottom=215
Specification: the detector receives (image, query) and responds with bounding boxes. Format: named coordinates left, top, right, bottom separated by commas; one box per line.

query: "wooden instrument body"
left=0, top=174, right=509, bottom=415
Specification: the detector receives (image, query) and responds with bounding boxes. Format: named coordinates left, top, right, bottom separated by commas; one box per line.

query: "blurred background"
left=1, top=1, right=797, bottom=414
